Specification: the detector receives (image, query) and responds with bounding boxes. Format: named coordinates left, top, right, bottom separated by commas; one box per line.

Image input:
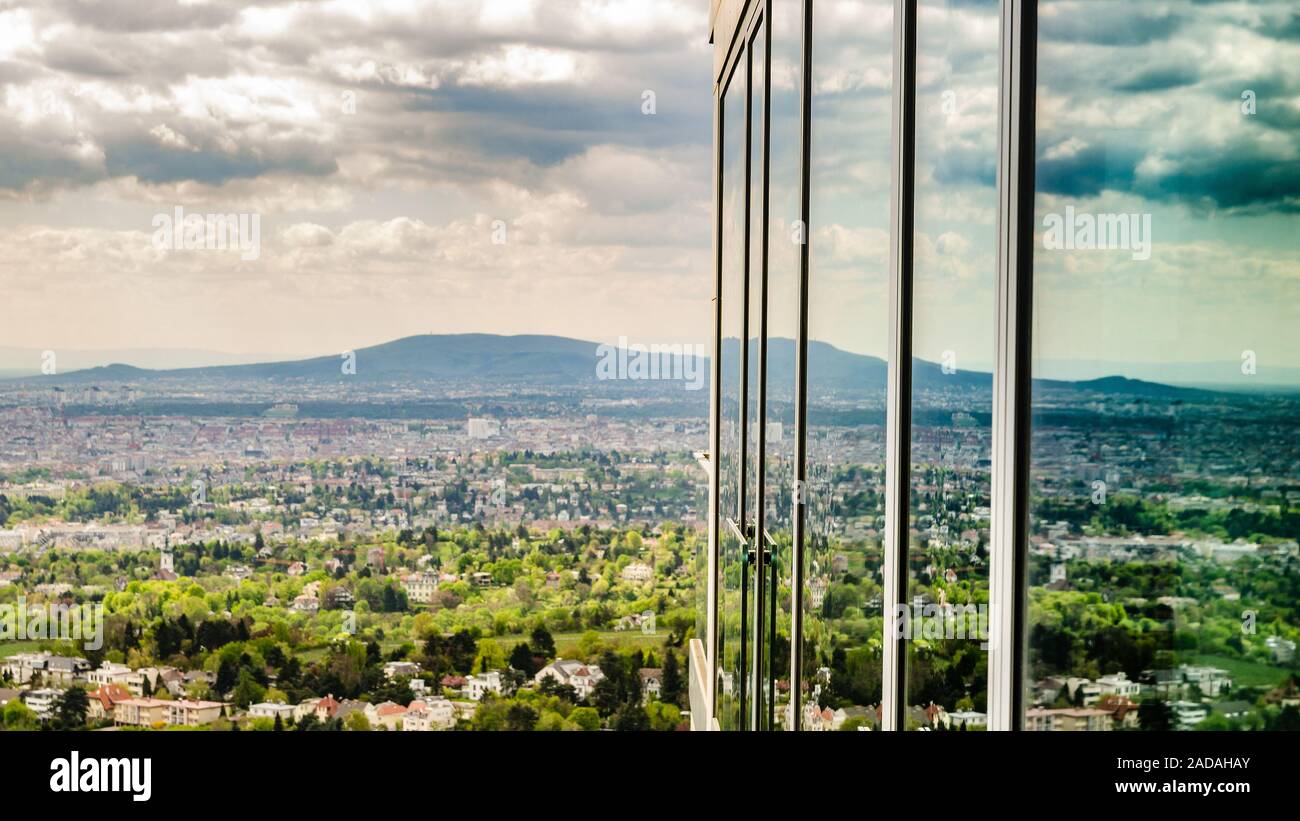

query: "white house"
left=1265, top=636, right=1296, bottom=664
left=1094, top=672, right=1141, bottom=698
left=401, top=571, right=438, bottom=604
left=24, top=689, right=61, bottom=720
left=948, top=710, right=988, bottom=728
left=1172, top=700, right=1209, bottom=730
left=86, top=662, right=135, bottom=689
left=383, top=661, right=422, bottom=681
left=465, top=671, right=503, bottom=701
left=291, top=594, right=320, bottom=613
left=639, top=668, right=662, bottom=703
left=250, top=702, right=297, bottom=722
left=1179, top=665, right=1232, bottom=698
left=535, top=659, right=605, bottom=699
left=621, top=562, right=654, bottom=583
left=403, top=698, right=456, bottom=731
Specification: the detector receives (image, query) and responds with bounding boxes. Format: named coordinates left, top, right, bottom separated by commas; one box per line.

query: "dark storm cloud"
left=1036, top=142, right=1138, bottom=200
left=1254, top=100, right=1300, bottom=133
left=0, top=131, right=101, bottom=190
left=1250, top=8, right=1300, bottom=41
left=404, top=82, right=709, bottom=168
left=102, top=135, right=338, bottom=186
left=1113, top=64, right=1200, bottom=93
left=934, top=145, right=998, bottom=189
left=1037, top=135, right=1300, bottom=214
left=1135, top=149, right=1300, bottom=214
left=0, top=0, right=708, bottom=205
left=1040, top=7, right=1186, bottom=46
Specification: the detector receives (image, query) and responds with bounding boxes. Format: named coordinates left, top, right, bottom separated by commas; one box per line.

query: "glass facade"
left=903, top=0, right=998, bottom=729
left=801, top=0, right=893, bottom=732
left=703, top=0, right=1300, bottom=732
left=1025, top=0, right=1300, bottom=732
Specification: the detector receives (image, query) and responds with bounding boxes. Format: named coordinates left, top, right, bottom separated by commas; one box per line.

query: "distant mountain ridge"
left=8, top=333, right=1219, bottom=399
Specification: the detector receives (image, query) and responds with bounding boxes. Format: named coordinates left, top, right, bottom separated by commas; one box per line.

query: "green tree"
left=613, top=702, right=650, bottom=732
left=661, top=648, right=684, bottom=707
left=2, top=699, right=38, bottom=730
left=1137, top=699, right=1174, bottom=732
left=505, top=703, right=539, bottom=731
left=53, top=687, right=89, bottom=730
left=232, top=669, right=267, bottom=709
left=509, top=642, right=540, bottom=678
left=345, top=711, right=371, bottom=731
left=568, top=706, right=601, bottom=731
left=530, top=625, right=557, bottom=660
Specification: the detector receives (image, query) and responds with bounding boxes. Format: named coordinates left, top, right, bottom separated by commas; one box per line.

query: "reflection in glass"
left=762, top=0, right=801, bottom=731
left=717, top=51, right=746, bottom=731
left=798, top=0, right=894, bottom=732
left=1026, top=0, right=1300, bottom=732
left=745, top=20, right=768, bottom=729
left=903, top=0, right=997, bottom=731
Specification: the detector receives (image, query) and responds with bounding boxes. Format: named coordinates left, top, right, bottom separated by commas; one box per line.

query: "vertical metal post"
left=881, top=0, right=917, bottom=733
left=737, top=30, right=753, bottom=728
left=988, top=0, right=1037, bottom=732
left=707, top=85, right=723, bottom=729
left=788, top=0, right=813, bottom=733
left=749, top=9, right=771, bottom=733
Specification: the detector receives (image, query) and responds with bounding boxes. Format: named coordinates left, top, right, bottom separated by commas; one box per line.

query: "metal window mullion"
left=880, top=0, right=917, bottom=733
left=749, top=9, right=771, bottom=733
left=988, top=0, right=1036, bottom=733
left=710, top=2, right=748, bottom=731
left=736, top=35, right=753, bottom=729
left=789, top=0, right=813, bottom=733
left=707, top=86, right=723, bottom=730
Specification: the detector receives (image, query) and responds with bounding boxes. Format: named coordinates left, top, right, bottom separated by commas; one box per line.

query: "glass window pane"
left=746, top=19, right=767, bottom=729
left=1026, top=0, right=1300, bottom=732
left=717, top=49, right=747, bottom=732
left=799, top=0, right=894, bottom=732
left=904, top=0, right=999, bottom=731
left=764, top=0, right=802, bottom=731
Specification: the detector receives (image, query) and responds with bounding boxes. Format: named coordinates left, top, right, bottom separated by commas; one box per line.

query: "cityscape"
left=1, top=335, right=1295, bottom=732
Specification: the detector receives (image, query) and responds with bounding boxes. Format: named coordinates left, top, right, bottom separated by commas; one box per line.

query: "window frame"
left=706, top=0, right=1041, bottom=732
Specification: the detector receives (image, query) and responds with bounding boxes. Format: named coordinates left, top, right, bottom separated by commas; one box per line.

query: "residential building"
left=535, top=659, right=605, bottom=699
left=383, top=661, right=422, bottom=680
left=465, top=671, right=502, bottom=701
left=250, top=702, right=297, bottom=722
left=639, top=668, right=662, bottom=703
left=1172, top=701, right=1209, bottom=730
left=167, top=700, right=226, bottom=727
left=88, top=684, right=133, bottom=722
left=24, top=689, right=62, bottom=721
left=1024, top=708, right=1114, bottom=732
left=401, top=571, right=438, bottom=604
left=621, top=562, right=654, bottom=583
left=114, top=698, right=171, bottom=727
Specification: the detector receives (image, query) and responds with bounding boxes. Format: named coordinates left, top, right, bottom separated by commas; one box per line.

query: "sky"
left=0, top=0, right=714, bottom=359
left=784, top=0, right=1300, bottom=381
left=0, top=0, right=1296, bottom=383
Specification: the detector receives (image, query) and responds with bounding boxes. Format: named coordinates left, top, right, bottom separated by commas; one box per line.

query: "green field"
left=0, top=641, right=44, bottom=659
left=1184, top=654, right=1293, bottom=688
